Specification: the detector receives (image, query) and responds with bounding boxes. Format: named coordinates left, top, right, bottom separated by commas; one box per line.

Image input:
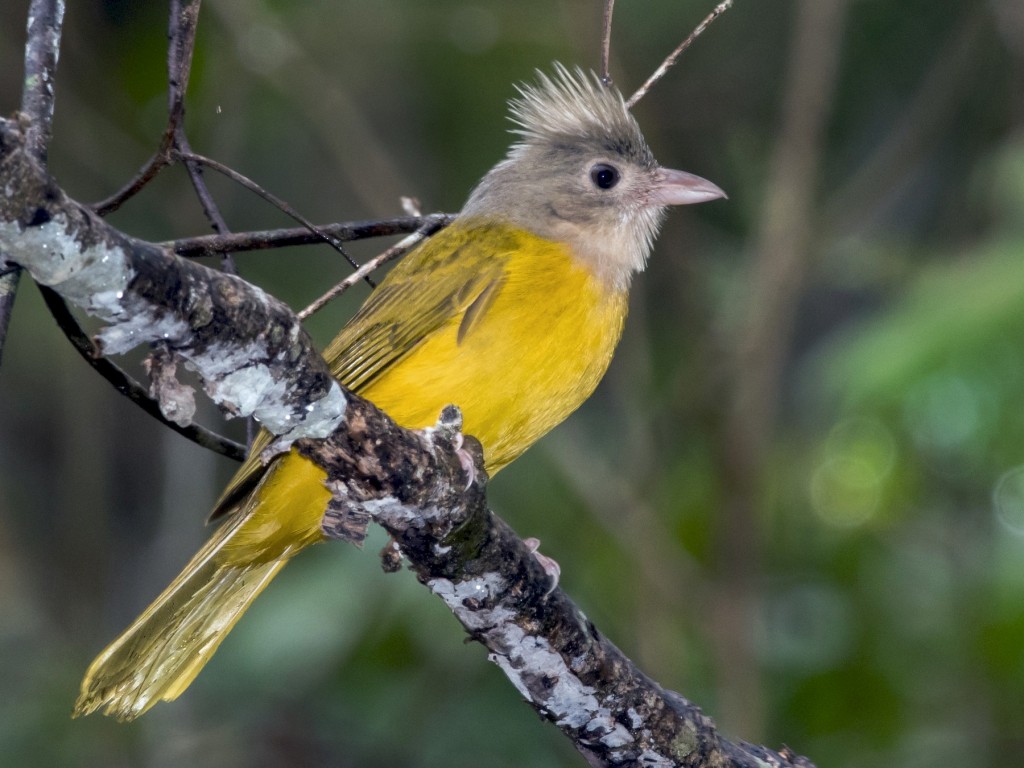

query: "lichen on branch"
left=0, top=117, right=344, bottom=445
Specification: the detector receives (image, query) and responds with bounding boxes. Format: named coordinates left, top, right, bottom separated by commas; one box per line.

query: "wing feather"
left=324, top=227, right=511, bottom=388
left=210, top=220, right=514, bottom=520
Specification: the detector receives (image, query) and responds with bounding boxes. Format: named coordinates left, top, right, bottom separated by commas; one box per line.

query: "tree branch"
left=0, top=119, right=345, bottom=445
left=0, top=0, right=65, bottom=366
left=0, top=114, right=814, bottom=768
left=21, top=0, right=65, bottom=163
left=299, top=406, right=816, bottom=768
left=600, top=0, right=615, bottom=84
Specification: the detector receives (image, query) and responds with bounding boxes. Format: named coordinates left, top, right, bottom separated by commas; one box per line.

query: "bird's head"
left=462, top=64, right=725, bottom=290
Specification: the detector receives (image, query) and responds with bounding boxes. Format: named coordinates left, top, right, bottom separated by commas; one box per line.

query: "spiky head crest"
left=507, top=64, right=653, bottom=168
left=461, top=64, right=684, bottom=290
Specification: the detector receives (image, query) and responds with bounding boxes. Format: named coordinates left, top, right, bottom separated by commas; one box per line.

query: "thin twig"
left=165, top=214, right=455, bottom=258
left=166, top=0, right=238, bottom=275
left=626, top=0, right=732, bottom=109
left=177, top=132, right=230, bottom=236
left=298, top=216, right=450, bottom=320
left=91, top=154, right=173, bottom=216
left=178, top=150, right=369, bottom=279
left=91, top=0, right=201, bottom=216
left=37, top=286, right=247, bottom=461
left=167, top=0, right=200, bottom=127
left=600, top=0, right=615, bottom=85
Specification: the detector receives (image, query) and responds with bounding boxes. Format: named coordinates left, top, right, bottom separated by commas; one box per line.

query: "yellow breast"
left=222, top=220, right=627, bottom=564
left=356, top=223, right=628, bottom=473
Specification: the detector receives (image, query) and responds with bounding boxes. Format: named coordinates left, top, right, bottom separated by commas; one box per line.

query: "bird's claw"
left=523, top=537, right=560, bottom=595
left=451, top=431, right=476, bottom=490
left=435, top=405, right=475, bottom=490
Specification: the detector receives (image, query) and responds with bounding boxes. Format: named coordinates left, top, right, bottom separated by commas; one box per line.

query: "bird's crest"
left=508, top=64, right=647, bottom=159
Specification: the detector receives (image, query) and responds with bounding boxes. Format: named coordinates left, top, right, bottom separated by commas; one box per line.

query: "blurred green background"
left=2, top=0, right=1023, bottom=766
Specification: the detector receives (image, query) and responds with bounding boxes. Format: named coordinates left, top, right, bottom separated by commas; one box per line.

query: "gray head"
left=461, top=64, right=725, bottom=290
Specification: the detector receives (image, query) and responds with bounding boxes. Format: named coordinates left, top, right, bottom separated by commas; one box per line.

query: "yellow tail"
left=75, top=450, right=330, bottom=721
left=73, top=513, right=286, bottom=720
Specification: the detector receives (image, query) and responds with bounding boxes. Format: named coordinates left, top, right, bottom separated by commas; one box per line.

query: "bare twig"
left=626, top=0, right=732, bottom=109
left=166, top=0, right=238, bottom=275
left=600, top=0, right=616, bottom=85
left=206, top=1, right=411, bottom=217
left=167, top=0, right=201, bottom=127
left=16, top=3, right=243, bottom=467
left=176, top=126, right=240, bottom=280
left=100, top=0, right=403, bottom=295
left=37, top=286, right=246, bottom=461
left=178, top=132, right=230, bottom=236
left=91, top=154, right=173, bottom=216
left=13, top=0, right=231, bottom=465
left=298, top=215, right=451, bottom=320
left=400, top=195, right=422, bottom=217
left=165, top=214, right=456, bottom=258
left=178, top=151, right=369, bottom=279
left=91, top=0, right=229, bottom=272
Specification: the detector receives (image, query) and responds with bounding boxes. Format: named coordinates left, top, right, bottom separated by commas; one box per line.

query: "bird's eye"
left=589, top=163, right=620, bottom=190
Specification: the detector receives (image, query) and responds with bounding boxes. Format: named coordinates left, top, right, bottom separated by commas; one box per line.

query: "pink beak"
left=650, top=167, right=727, bottom=206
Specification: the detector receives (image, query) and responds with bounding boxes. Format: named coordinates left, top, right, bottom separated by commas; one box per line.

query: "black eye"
left=589, top=163, right=620, bottom=190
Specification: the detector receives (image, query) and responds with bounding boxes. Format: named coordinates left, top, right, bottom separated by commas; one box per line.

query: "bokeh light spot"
left=810, top=418, right=894, bottom=528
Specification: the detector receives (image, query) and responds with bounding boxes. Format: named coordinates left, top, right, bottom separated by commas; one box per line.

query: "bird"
left=73, top=63, right=725, bottom=721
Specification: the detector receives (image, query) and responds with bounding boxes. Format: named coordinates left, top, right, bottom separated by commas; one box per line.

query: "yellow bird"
left=74, top=64, right=724, bottom=720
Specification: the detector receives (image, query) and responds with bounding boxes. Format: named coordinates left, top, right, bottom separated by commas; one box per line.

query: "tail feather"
left=73, top=514, right=289, bottom=721
left=76, top=450, right=330, bottom=720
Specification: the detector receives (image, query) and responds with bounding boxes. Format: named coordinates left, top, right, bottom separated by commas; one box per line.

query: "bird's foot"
left=451, top=431, right=476, bottom=489
left=523, top=537, right=560, bottom=595
left=434, top=404, right=475, bottom=490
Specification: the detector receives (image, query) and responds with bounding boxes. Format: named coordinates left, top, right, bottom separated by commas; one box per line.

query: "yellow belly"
left=223, top=224, right=627, bottom=565
left=360, top=234, right=627, bottom=473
